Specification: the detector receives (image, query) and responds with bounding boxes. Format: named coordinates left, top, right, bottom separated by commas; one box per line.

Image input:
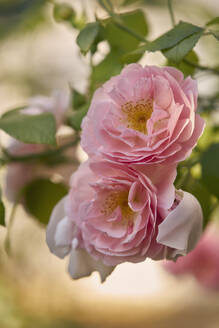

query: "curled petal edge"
left=46, top=197, right=114, bottom=282
left=157, top=191, right=203, bottom=259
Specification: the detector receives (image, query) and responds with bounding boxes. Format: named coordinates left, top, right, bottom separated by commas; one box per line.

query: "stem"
left=167, top=0, right=175, bottom=27
left=4, top=202, right=18, bottom=256
left=114, top=21, right=147, bottom=43
left=183, top=59, right=219, bottom=75
left=3, top=136, right=80, bottom=164
left=98, top=0, right=147, bottom=43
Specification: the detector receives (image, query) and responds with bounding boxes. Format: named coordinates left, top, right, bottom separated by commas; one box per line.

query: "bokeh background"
left=0, top=0, right=219, bottom=327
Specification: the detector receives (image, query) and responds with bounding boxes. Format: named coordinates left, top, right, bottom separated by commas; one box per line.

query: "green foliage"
left=23, top=179, right=68, bottom=225
left=53, top=3, right=76, bottom=23
left=72, top=90, right=87, bottom=110
left=124, top=21, right=203, bottom=64
left=0, top=111, right=56, bottom=146
left=183, top=176, right=214, bottom=227
left=201, top=143, right=219, bottom=199
left=76, top=22, right=101, bottom=54
left=206, top=17, right=219, bottom=26
left=91, top=51, right=123, bottom=92
left=0, top=0, right=46, bottom=39
left=68, top=104, right=89, bottom=131
left=0, top=202, right=5, bottom=227
left=167, top=50, right=199, bottom=76
left=146, top=21, right=203, bottom=52
left=104, top=9, right=148, bottom=53
left=163, top=31, right=203, bottom=63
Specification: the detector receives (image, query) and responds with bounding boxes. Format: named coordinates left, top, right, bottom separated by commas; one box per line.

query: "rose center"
left=101, top=191, right=134, bottom=220
left=121, top=99, right=153, bottom=134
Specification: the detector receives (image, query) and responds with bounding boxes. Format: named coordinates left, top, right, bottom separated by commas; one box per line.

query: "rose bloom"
left=4, top=90, right=70, bottom=202
left=81, top=64, right=205, bottom=165
left=46, top=160, right=203, bottom=281
left=163, top=224, right=219, bottom=291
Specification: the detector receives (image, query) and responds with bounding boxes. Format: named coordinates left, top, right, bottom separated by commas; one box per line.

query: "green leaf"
left=53, top=3, right=75, bottom=23
left=0, top=112, right=56, bottom=145
left=76, top=22, right=100, bottom=54
left=167, top=50, right=199, bottom=76
left=72, top=90, right=87, bottom=110
left=148, top=21, right=203, bottom=52
left=68, top=104, right=89, bottom=131
left=90, top=50, right=123, bottom=92
left=201, top=143, right=219, bottom=199
left=104, top=9, right=148, bottom=53
left=1, top=106, right=26, bottom=119
left=162, top=31, right=203, bottom=63
left=24, top=178, right=68, bottom=225
left=206, top=17, right=219, bottom=26
left=123, top=21, right=203, bottom=62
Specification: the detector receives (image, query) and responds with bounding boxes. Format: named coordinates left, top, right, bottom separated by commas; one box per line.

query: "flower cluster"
left=47, top=64, right=205, bottom=282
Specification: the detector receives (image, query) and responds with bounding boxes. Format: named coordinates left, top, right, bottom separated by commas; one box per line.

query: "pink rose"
left=81, top=64, right=205, bottom=165
left=163, top=225, right=219, bottom=291
left=46, top=160, right=203, bottom=280
left=4, top=90, right=70, bottom=202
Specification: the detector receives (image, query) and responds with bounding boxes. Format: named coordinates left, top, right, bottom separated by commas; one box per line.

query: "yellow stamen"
left=101, top=191, right=134, bottom=220
left=121, top=99, right=153, bottom=134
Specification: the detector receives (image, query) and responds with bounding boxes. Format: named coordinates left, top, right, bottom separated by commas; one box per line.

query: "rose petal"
left=157, top=191, right=203, bottom=257
left=68, top=247, right=114, bottom=282
left=46, top=197, right=71, bottom=258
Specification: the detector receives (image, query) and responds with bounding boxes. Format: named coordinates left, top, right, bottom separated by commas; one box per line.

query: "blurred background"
left=0, top=0, right=219, bottom=327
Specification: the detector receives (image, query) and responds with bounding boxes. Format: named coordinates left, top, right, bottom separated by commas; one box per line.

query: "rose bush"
left=81, top=64, right=205, bottom=165
left=46, top=160, right=203, bottom=281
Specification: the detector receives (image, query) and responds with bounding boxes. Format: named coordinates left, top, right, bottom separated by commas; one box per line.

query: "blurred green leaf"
left=104, top=9, right=148, bottom=53
left=183, top=176, right=214, bottom=227
left=201, top=143, right=219, bottom=199
left=0, top=0, right=46, bottom=39
left=53, top=3, right=75, bottom=23
left=24, top=179, right=68, bottom=225
left=90, top=50, right=123, bottom=92
left=206, top=16, right=219, bottom=26
left=167, top=50, right=199, bottom=76
left=0, top=112, right=56, bottom=146
left=121, top=45, right=148, bottom=63
left=68, top=104, right=89, bottom=131
left=1, top=106, right=26, bottom=119
left=162, top=31, right=203, bottom=63
left=0, top=201, right=5, bottom=227
left=76, top=22, right=100, bottom=54
left=72, top=90, right=87, bottom=110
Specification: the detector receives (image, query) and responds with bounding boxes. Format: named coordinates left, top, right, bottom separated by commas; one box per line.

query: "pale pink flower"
left=23, top=90, right=70, bottom=127
left=163, top=225, right=219, bottom=291
left=81, top=64, right=205, bottom=165
left=46, top=160, right=203, bottom=280
left=5, top=90, right=70, bottom=202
